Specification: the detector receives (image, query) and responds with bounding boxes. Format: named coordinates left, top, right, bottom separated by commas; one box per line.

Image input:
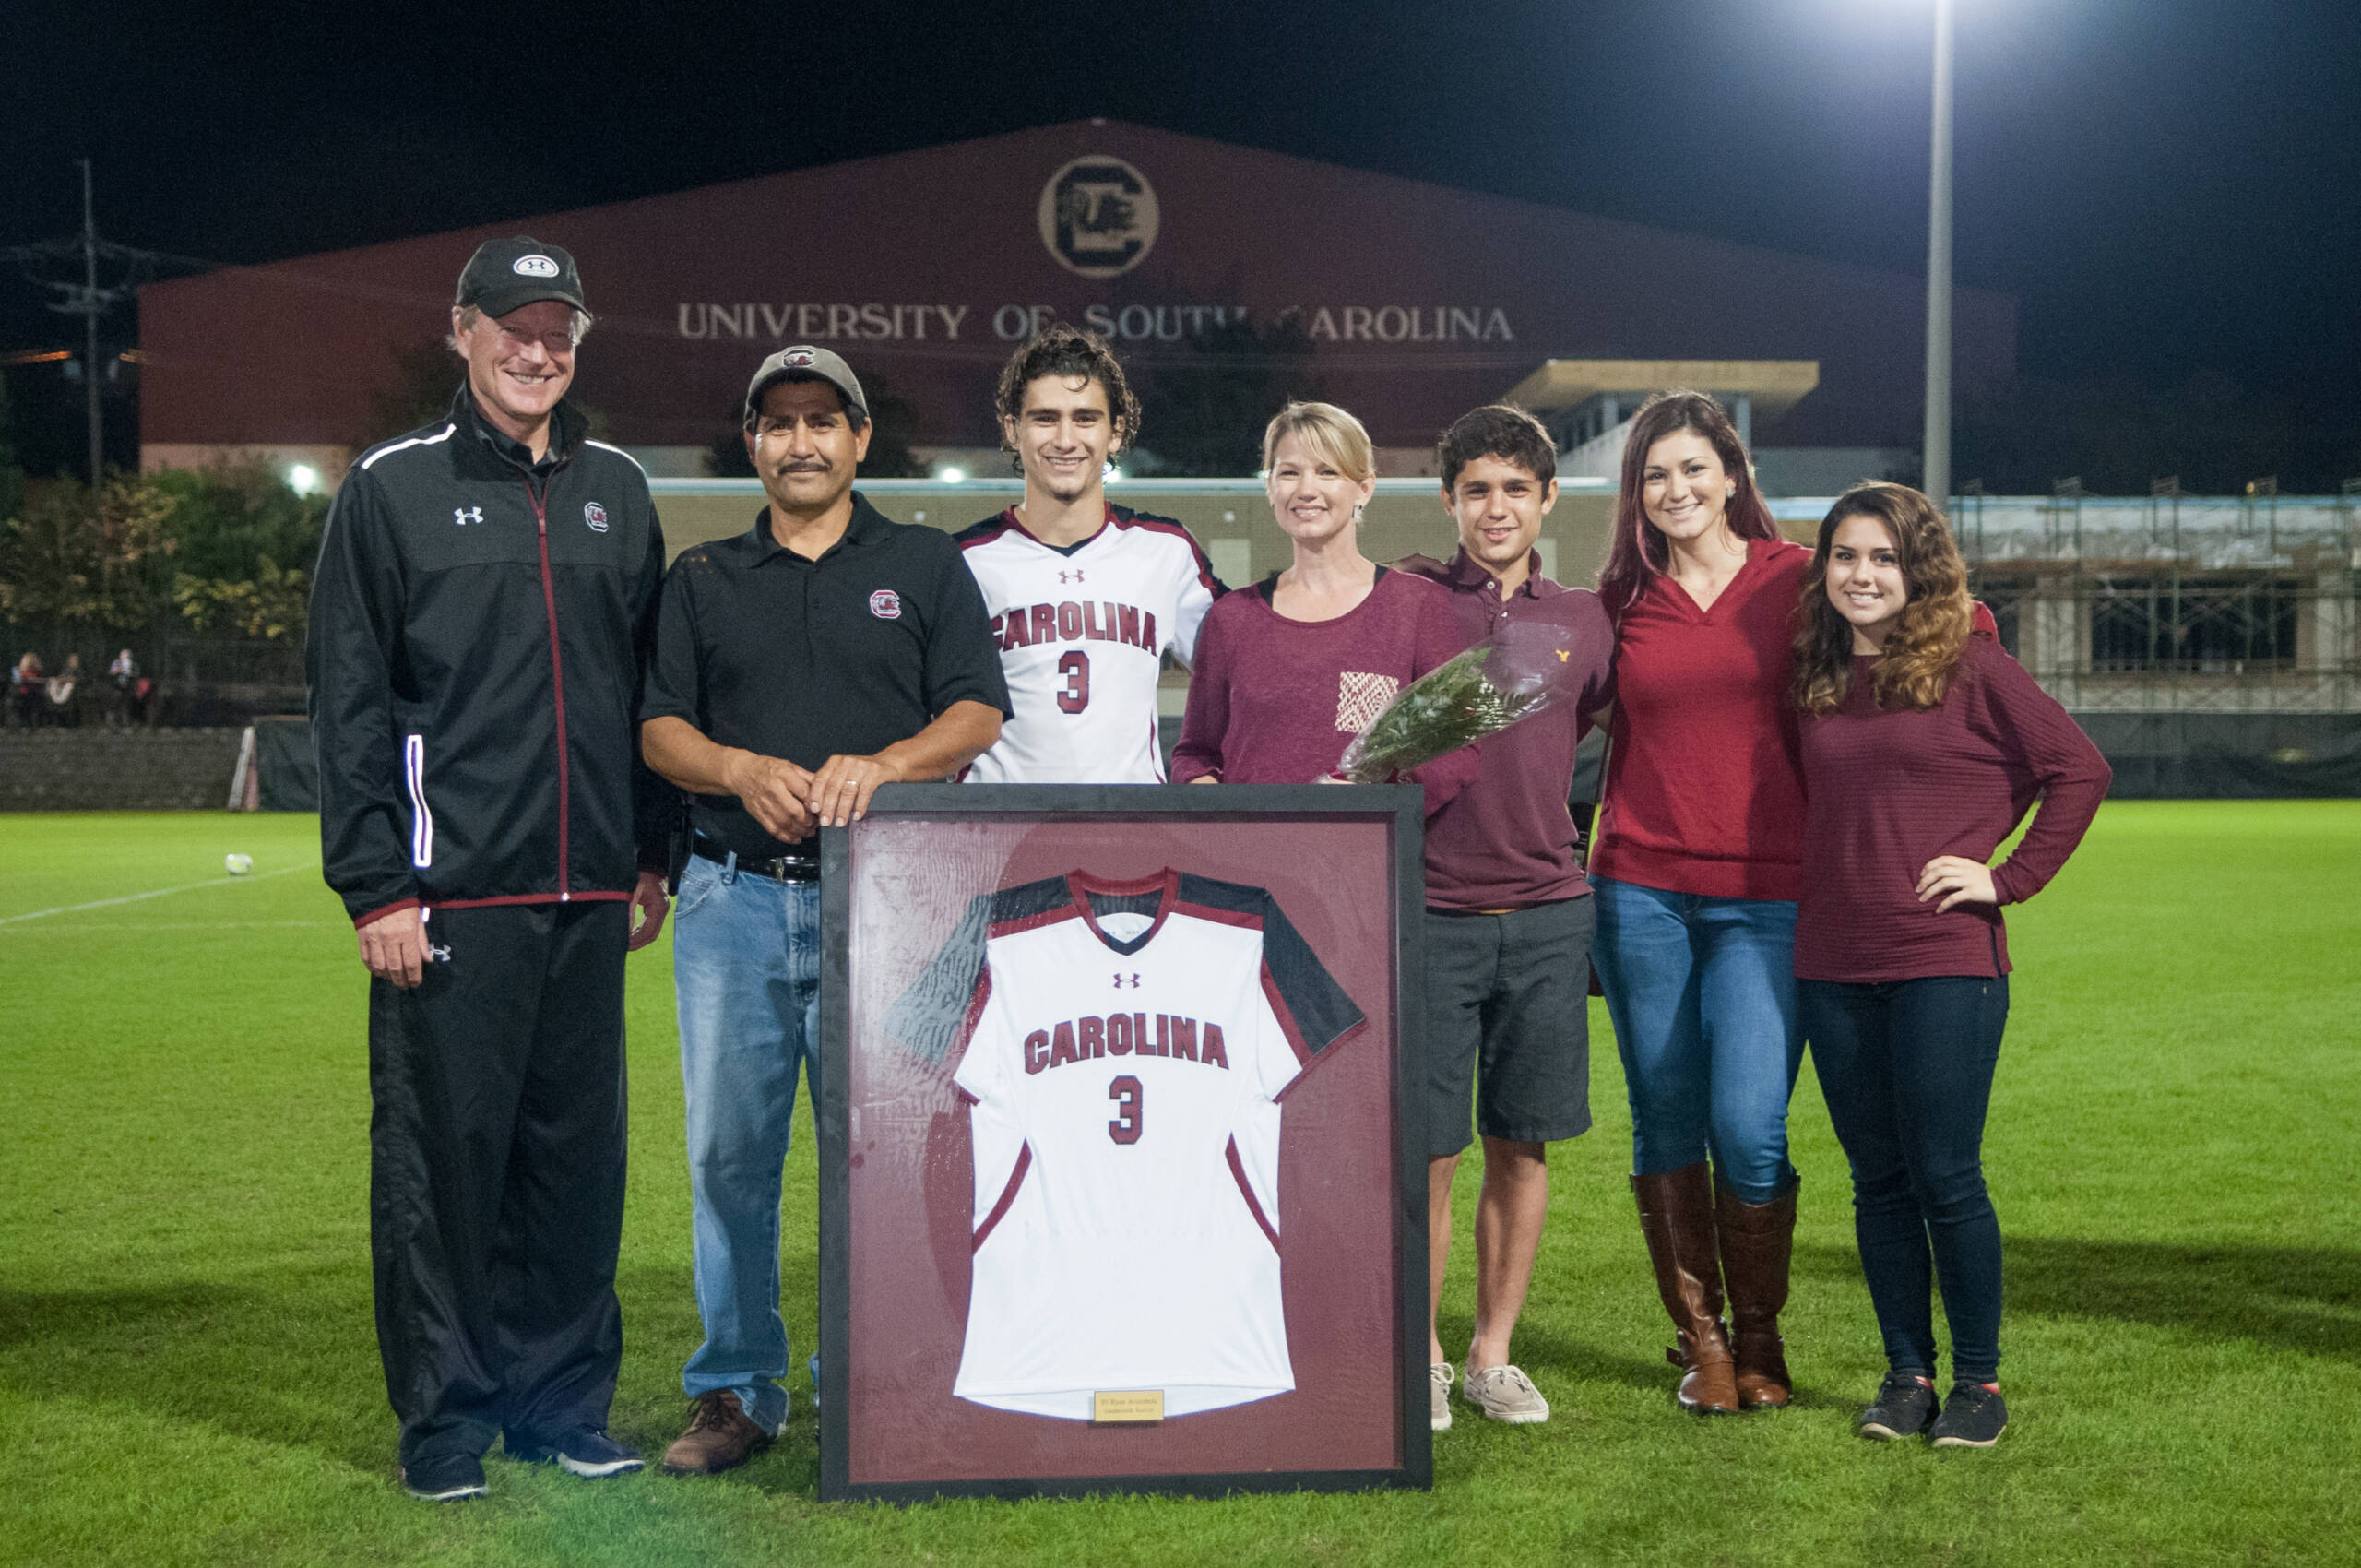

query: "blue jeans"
left=1800, top=975, right=2009, bottom=1384
left=673, top=852, right=822, bottom=1435
left=1588, top=876, right=1803, bottom=1206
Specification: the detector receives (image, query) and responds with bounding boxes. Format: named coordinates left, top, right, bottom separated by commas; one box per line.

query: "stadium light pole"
left=1923, top=0, right=1955, bottom=505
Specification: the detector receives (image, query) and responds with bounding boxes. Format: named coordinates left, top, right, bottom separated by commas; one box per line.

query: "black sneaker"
left=510, top=1428, right=646, bottom=1478
left=400, top=1453, right=488, bottom=1502
left=1928, top=1382, right=2007, bottom=1448
left=1857, top=1371, right=1940, bottom=1441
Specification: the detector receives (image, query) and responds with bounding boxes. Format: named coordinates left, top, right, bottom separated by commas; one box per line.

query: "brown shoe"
left=661, top=1390, right=771, bottom=1475
left=1717, top=1176, right=1798, bottom=1409
left=1632, top=1164, right=1739, bottom=1414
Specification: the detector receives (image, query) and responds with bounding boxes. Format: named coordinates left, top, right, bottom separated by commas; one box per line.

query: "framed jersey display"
left=818, top=786, right=1430, bottom=1503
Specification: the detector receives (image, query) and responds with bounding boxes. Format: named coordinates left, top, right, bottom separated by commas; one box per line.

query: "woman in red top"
left=1587, top=391, right=1810, bottom=1416
left=1174, top=401, right=1472, bottom=806
left=1792, top=483, right=2107, bottom=1449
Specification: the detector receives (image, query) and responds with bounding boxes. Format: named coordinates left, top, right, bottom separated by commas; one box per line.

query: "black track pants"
left=367, top=900, right=630, bottom=1467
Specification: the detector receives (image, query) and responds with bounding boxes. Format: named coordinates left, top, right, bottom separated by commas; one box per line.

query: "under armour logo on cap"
left=512, top=254, right=561, bottom=277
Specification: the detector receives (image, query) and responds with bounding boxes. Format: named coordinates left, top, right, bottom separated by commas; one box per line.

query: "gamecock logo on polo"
left=870, top=589, right=903, bottom=620
left=583, top=502, right=609, bottom=533
left=1038, top=156, right=1160, bottom=279
left=512, top=254, right=561, bottom=278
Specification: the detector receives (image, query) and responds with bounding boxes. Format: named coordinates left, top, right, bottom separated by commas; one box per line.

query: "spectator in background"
left=109, top=648, right=139, bottom=726
left=1172, top=399, right=1474, bottom=807
left=47, top=654, right=84, bottom=727
left=9, top=654, right=42, bottom=728
left=1790, top=482, right=2108, bottom=1450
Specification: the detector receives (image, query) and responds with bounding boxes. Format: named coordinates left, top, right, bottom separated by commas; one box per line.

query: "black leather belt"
left=691, top=833, right=818, bottom=883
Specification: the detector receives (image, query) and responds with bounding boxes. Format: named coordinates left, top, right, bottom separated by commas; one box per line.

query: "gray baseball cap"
left=743, top=345, right=868, bottom=424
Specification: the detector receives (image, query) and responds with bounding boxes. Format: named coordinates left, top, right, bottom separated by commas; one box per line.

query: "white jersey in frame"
left=954, top=505, right=1224, bottom=783
left=942, top=868, right=1365, bottom=1420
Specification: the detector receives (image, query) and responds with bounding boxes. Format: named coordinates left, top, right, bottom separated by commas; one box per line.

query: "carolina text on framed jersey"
left=817, top=785, right=1431, bottom=1502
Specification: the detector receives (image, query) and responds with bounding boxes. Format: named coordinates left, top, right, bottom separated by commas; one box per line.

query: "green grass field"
left=2, top=803, right=2356, bottom=1567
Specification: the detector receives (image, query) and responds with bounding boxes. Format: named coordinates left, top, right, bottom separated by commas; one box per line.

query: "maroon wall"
left=138, top=120, right=2014, bottom=456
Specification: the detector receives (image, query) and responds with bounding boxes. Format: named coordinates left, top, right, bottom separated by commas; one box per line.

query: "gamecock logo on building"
left=1038, top=156, right=1160, bottom=279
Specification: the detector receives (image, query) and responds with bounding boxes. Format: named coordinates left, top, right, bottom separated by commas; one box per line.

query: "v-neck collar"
left=1661, top=535, right=1773, bottom=622
left=1001, top=504, right=1112, bottom=558
left=1066, top=868, right=1180, bottom=956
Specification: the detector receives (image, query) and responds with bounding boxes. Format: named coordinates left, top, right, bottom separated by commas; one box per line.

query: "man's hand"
left=807, top=752, right=905, bottom=828
left=724, top=751, right=817, bottom=843
left=357, top=906, right=429, bottom=989
left=1916, top=855, right=1999, bottom=914
left=626, top=867, right=670, bottom=950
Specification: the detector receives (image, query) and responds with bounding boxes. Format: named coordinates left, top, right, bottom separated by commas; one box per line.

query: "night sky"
left=3, top=0, right=2354, bottom=473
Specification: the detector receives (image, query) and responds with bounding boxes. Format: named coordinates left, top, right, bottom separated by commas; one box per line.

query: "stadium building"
left=136, top=118, right=2015, bottom=490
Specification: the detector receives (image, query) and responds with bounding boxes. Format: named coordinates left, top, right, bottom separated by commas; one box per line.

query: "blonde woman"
left=1173, top=401, right=1471, bottom=805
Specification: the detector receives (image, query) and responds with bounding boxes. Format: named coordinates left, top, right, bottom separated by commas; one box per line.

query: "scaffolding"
left=1778, top=493, right=2361, bottom=714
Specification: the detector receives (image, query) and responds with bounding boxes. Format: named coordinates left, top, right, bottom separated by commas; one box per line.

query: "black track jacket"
left=307, top=387, right=671, bottom=927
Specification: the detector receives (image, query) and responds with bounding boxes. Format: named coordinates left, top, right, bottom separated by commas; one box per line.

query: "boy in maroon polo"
left=1398, top=406, right=1616, bottom=1428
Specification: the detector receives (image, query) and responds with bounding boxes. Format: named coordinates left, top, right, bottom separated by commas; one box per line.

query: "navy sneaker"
left=400, top=1453, right=488, bottom=1502
left=510, top=1429, right=645, bottom=1479
left=1857, top=1371, right=1940, bottom=1442
left=1928, top=1382, right=2008, bottom=1448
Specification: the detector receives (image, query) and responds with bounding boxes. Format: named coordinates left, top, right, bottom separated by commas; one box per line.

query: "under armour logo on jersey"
left=583, top=502, right=609, bottom=533
left=427, top=943, right=452, bottom=963
left=454, top=506, right=483, bottom=527
left=1060, top=569, right=1085, bottom=584
left=1113, top=973, right=1141, bottom=989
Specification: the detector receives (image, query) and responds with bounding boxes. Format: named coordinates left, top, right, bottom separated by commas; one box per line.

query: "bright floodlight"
left=938, top=466, right=967, bottom=484
left=287, top=463, right=320, bottom=496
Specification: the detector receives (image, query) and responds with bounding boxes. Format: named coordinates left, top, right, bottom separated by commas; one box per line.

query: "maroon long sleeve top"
left=1592, top=538, right=1813, bottom=901
left=1396, top=549, right=1617, bottom=910
left=1172, top=566, right=1477, bottom=812
left=1795, top=636, right=2112, bottom=983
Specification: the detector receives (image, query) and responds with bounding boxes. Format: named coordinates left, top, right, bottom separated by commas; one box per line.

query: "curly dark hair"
left=1793, top=481, right=1975, bottom=715
left=1436, top=404, right=1557, bottom=493
left=993, top=325, right=1141, bottom=470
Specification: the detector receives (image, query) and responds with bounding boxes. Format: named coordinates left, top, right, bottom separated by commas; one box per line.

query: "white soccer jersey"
left=940, top=869, right=1365, bottom=1420
left=955, top=505, right=1224, bottom=783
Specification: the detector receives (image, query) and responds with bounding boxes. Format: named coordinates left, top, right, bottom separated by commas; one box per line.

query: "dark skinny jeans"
left=1800, top=975, right=2009, bottom=1384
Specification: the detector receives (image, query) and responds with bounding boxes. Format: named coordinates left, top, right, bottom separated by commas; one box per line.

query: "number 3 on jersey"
left=1108, top=1074, right=1142, bottom=1144
left=1057, top=649, right=1090, bottom=714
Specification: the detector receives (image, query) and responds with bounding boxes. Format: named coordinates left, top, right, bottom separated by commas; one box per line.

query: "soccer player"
left=1790, top=482, right=2106, bottom=1448
left=307, top=237, right=672, bottom=1501
left=1396, top=407, right=1616, bottom=1429
left=640, top=345, right=1008, bottom=1474
left=955, top=327, right=1223, bottom=782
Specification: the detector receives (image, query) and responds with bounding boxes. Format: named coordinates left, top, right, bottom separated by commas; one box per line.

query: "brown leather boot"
left=1631, top=1164, right=1739, bottom=1414
left=661, top=1390, right=771, bottom=1475
left=1717, top=1177, right=1798, bottom=1409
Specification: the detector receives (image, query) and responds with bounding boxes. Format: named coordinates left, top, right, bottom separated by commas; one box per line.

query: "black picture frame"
left=817, top=783, right=1431, bottom=1503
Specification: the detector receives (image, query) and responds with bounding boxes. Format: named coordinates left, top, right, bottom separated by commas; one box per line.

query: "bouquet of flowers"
left=1336, top=619, right=1587, bottom=784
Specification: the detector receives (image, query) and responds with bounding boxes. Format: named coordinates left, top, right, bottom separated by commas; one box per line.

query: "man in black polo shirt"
left=640, top=345, right=1007, bottom=1474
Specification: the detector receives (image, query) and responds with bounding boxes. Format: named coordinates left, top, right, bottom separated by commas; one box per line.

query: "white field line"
left=0, top=861, right=319, bottom=927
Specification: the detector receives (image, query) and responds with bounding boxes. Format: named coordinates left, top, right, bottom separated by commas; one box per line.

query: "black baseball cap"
left=455, top=237, right=587, bottom=318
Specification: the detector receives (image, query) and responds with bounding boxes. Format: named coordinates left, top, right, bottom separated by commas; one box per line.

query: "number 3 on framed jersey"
left=1056, top=649, right=1089, bottom=714
left=943, top=867, right=1366, bottom=1420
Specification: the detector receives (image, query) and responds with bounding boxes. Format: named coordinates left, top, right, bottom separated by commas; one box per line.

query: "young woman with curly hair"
left=1792, top=482, right=2110, bottom=1449
left=1587, top=390, right=1811, bottom=1416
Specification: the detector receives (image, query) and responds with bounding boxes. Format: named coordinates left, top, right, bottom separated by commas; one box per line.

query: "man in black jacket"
left=306, top=237, right=671, bottom=1502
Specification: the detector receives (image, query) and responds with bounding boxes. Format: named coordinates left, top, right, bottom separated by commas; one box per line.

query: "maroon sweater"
left=1398, top=549, right=1617, bottom=910
left=1172, top=567, right=1477, bottom=811
left=1593, top=538, right=1812, bottom=901
left=1795, top=637, right=2111, bottom=983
